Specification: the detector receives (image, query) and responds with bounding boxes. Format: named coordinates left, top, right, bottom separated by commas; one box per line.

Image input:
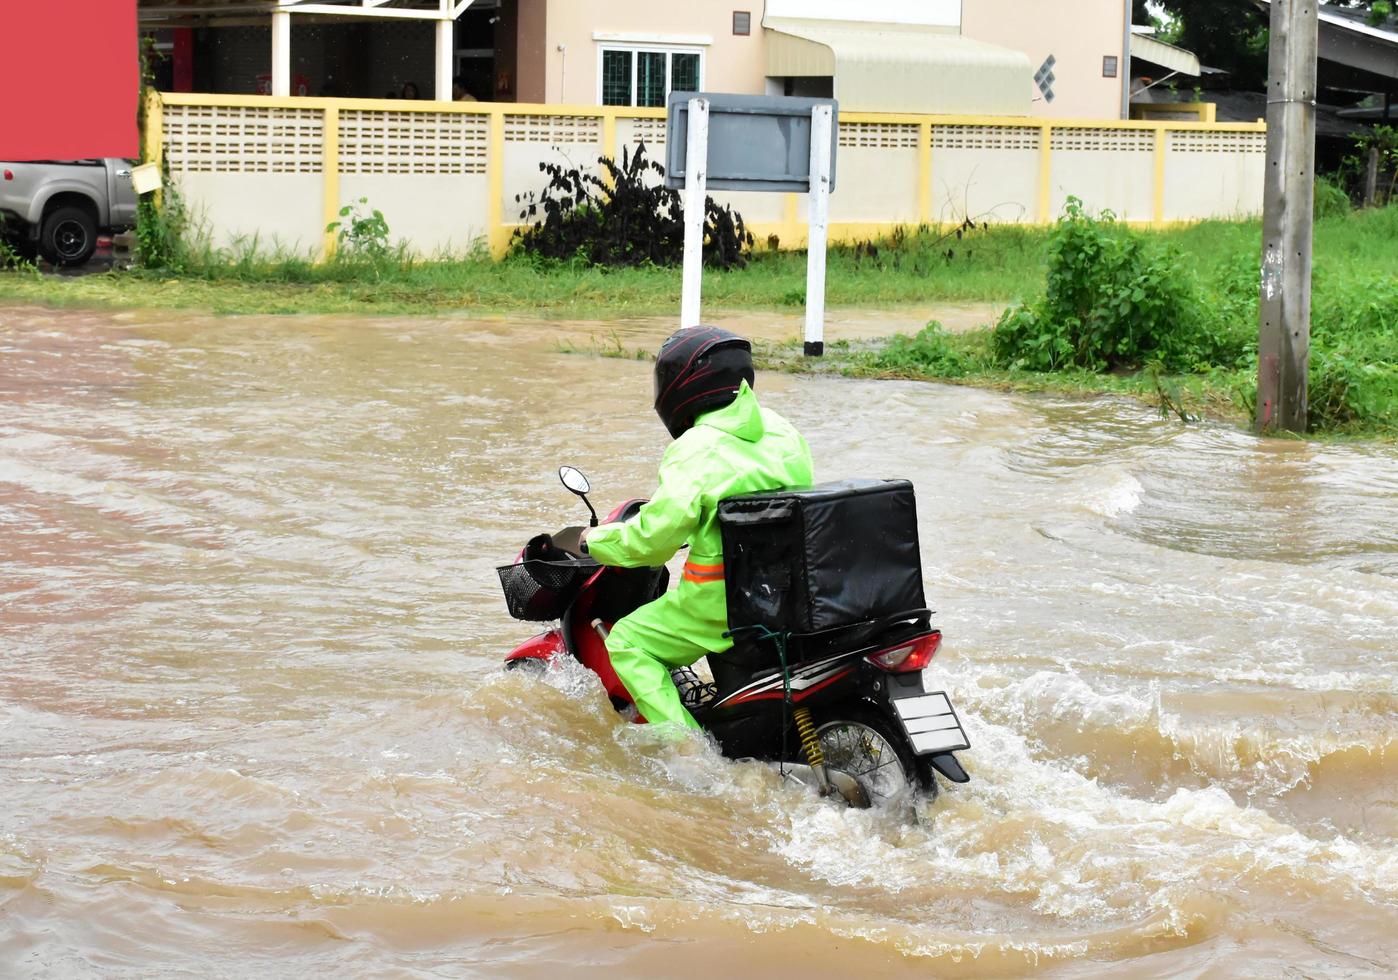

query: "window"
left=733, top=11, right=751, bottom=36
left=599, top=47, right=703, bottom=106
left=1102, top=55, right=1119, bottom=79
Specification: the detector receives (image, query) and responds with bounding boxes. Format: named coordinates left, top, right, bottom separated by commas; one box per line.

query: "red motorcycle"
left=497, top=466, right=971, bottom=808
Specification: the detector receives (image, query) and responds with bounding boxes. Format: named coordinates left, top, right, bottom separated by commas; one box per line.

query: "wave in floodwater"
left=1, top=307, right=1396, bottom=977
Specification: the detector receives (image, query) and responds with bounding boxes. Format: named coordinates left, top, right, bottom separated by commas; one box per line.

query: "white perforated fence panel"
left=338, top=110, right=488, bottom=175
left=176, top=172, right=323, bottom=254
left=1051, top=127, right=1155, bottom=221
left=340, top=174, right=490, bottom=257
left=932, top=125, right=1042, bottom=153
left=504, top=114, right=602, bottom=144
left=933, top=126, right=1041, bottom=224
left=1051, top=127, right=1155, bottom=153
left=1164, top=130, right=1266, bottom=220
left=831, top=145, right=919, bottom=223
left=501, top=116, right=607, bottom=224
left=622, top=117, right=668, bottom=149
left=839, top=122, right=919, bottom=149
left=1169, top=130, right=1268, bottom=155
left=163, top=103, right=324, bottom=174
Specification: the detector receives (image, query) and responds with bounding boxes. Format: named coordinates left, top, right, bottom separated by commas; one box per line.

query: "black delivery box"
left=718, top=479, right=925, bottom=636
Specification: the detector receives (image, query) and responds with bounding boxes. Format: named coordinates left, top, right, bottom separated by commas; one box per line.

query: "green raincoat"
left=585, top=381, right=813, bottom=729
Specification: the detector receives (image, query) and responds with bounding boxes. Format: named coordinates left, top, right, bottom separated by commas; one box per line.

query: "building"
left=139, top=1, right=1150, bottom=119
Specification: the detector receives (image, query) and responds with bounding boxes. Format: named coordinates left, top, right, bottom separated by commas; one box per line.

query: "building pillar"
left=271, top=9, right=291, bottom=97
left=436, top=18, right=454, bottom=101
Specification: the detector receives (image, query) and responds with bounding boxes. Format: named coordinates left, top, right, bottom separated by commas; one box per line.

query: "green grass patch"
left=0, top=223, right=1050, bottom=318
left=3, top=205, right=1394, bottom=437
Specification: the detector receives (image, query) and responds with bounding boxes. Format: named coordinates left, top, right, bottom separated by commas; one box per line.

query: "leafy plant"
left=0, top=216, right=39, bottom=274
left=864, top=322, right=983, bottom=378
left=1314, top=175, right=1352, bottom=218
left=327, top=197, right=394, bottom=263
left=992, top=198, right=1232, bottom=373
left=511, top=142, right=753, bottom=270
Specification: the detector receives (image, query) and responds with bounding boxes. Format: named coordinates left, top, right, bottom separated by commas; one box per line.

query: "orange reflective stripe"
left=682, top=560, right=725, bottom=585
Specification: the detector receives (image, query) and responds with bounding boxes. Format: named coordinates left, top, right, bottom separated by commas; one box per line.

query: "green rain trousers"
left=585, top=382, right=813, bottom=730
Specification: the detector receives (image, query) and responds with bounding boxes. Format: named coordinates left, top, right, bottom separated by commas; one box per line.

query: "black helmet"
left=653, top=325, right=755, bottom=439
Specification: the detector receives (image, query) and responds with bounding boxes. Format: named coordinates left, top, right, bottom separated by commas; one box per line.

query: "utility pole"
left=1257, top=0, right=1319, bottom=435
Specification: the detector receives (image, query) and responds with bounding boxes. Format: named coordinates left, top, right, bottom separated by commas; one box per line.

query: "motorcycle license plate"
left=890, top=691, right=970, bottom=755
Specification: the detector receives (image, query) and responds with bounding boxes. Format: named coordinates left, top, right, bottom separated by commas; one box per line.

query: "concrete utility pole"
left=1257, top=0, right=1319, bottom=435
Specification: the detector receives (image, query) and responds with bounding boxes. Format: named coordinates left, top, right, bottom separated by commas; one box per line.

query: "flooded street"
left=1, top=304, right=1395, bottom=977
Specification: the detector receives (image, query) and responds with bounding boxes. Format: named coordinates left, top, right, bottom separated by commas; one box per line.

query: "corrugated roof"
left=1129, top=33, right=1202, bottom=77
left=763, top=17, right=1032, bottom=115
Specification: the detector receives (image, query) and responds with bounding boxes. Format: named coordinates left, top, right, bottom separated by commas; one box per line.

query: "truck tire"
left=39, top=206, right=98, bottom=266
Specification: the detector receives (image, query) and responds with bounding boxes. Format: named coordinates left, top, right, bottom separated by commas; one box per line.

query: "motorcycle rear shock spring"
left=793, top=706, right=825, bottom=770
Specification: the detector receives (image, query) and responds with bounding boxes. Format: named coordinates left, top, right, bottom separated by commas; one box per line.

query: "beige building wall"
left=962, top=0, right=1129, bottom=119
left=541, top=0, right=766, bottom=105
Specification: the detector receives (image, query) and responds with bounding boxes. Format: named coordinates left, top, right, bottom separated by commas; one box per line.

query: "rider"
left=582, top=325, right=814, bottom=732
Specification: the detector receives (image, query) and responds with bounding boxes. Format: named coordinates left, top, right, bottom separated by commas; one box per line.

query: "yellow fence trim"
left=487, top=108, right=507, bottom=258
left=144, top=90, right=165, bottom=209
left=151, top=92, right=1266, bottom=133
left=322, top=105, right=340, bottom=260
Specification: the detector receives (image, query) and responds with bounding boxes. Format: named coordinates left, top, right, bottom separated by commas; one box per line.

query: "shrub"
left=865, top=322, right=983, bottom=378
left=1306, top=277, right=1398, bottom=430
left=992, top=198, right=1227, bottom=373
left=1314, top=175, right=1352, bottom=218
left=511, top=142, right=752, bottom=269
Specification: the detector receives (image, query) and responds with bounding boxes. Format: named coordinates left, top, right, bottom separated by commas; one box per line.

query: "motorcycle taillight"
left=865, top=631, right=941, bottom=673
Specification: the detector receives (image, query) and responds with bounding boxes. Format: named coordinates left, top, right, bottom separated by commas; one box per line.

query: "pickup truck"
left=0, top=158, right=138, bottom=266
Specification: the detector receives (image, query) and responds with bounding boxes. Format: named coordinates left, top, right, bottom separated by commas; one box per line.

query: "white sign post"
left=669, top=94, right=837, bottom=355
left=803, top=104, right=833, bottom=357
left=679, top=98, right=710, bottom=329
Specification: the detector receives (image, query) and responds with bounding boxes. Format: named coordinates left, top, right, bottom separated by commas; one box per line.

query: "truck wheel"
left=39, top=206, right=97, bottom=266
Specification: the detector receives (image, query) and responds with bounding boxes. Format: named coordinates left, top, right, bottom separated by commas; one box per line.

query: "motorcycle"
left=496, top=466, right=971, bottom=808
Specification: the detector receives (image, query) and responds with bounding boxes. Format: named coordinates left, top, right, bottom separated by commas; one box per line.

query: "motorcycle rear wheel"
left=816, top=709, right=935, bottom=808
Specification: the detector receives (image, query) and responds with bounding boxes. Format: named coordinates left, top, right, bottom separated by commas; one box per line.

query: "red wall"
left=0, top=0, right=140, bottom=159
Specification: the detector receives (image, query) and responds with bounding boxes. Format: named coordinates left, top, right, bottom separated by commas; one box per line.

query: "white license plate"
left=891, top=691, right=970, bottom=755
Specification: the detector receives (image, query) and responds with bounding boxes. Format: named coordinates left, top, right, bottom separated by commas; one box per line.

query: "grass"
left=0, top=223, right=1047, bottom=318
left=2, top=208, right=1394, bottom=438
left=2, top=210, right=1394, bottom=318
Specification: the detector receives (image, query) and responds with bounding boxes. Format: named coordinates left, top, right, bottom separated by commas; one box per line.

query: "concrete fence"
left=146, top=92, right=1268, bottom=259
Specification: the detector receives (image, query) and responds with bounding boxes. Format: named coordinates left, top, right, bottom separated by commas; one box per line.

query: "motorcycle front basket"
left=496, top=558, right=597, bottom=621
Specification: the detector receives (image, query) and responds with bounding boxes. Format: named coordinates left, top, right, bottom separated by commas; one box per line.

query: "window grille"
left=598, top=47, right=704, bottom=107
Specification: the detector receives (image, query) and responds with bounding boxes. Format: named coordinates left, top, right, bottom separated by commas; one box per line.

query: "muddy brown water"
left=1, top=305, right=1395, bottom=977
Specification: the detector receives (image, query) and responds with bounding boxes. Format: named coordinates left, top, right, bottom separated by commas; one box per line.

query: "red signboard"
left=0, top=0, right=140, bottom=160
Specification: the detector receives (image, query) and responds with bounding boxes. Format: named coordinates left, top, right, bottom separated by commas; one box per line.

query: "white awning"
left=764, top=17, right=1033, bottom=115
left=1129, top=33, right=1202, bottom=77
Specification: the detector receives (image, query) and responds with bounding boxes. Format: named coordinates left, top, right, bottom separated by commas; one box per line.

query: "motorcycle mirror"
left=558, top=466, right=591, bottom=495
left=558, top=466, right=599, bottom=527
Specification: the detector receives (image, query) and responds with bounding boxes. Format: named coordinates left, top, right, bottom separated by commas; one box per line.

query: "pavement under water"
left=0, top=305, right=1395, bottom=977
